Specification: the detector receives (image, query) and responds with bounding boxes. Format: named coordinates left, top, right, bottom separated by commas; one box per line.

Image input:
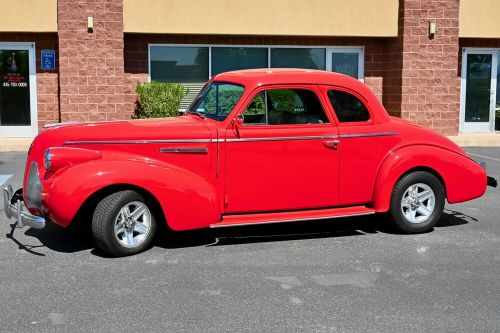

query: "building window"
left=149, top=45, right=364, bottom=109
left=211, top=47, right=268, bottom=76
left=270, top=48, right=326, bottom=70
left=150, top=46, right=209, bottom=83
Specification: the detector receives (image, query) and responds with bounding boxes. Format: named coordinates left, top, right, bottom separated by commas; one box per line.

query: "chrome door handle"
left=323, top=140, right=340, bottom=150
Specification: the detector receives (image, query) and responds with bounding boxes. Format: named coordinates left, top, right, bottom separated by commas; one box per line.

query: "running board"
left=210, top=206, right=375, bottom=228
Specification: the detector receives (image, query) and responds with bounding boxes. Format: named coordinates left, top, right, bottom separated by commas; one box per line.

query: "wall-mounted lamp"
left=87, top=15, right=94, bottom=33
left=429, top=21, right=436, bottom=39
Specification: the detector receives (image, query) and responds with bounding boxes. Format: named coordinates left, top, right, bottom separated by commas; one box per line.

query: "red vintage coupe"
left=3, top=69, right=497, bottom=256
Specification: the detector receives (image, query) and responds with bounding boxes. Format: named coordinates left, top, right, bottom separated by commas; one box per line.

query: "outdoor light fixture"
left=87, top=15, right=94, bottom=33
left=429, top=21, right=436, bottom=38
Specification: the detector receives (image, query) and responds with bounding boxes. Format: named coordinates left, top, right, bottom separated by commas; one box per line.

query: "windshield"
left=187, top=82, right=245, bottom=121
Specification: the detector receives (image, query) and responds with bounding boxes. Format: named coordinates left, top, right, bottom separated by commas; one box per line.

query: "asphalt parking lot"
left=0, top=148, right=499, bottom=333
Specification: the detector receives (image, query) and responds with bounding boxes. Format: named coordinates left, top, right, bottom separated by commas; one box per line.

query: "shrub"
left=134, top=81, right=188, bottom=118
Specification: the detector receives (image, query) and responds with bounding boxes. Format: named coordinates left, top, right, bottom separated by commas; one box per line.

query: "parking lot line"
left=0, top=175, right=12, bottom=186
left=467, top=153, right=500, bottom=163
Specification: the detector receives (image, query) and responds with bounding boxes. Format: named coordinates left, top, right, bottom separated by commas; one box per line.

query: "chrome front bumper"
left=3, top=185, right=45, bottom=229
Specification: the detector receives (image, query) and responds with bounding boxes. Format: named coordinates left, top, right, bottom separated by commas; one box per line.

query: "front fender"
left=43, top=159, right=220, bottom=230
left=372, top=145, right=486, bottom=212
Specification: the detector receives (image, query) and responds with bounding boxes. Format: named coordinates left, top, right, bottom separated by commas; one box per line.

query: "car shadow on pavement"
left=7, top=209, right=476, bottom=256
left=156, top=209, right=475, bottom=249
left=21, top=223, right=94, bottom=255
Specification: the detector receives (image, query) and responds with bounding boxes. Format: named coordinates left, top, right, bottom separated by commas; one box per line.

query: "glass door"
left=460, top=49, right=498, bottom=133
left=326, top=48, right=364, bottom=81
left=0, top=42, right=37, bottom=137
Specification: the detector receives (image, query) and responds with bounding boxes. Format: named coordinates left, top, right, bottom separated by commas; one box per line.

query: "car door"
left=322, top=86, right=400, bottom=206
left=223, top=85, right=340, bottom=214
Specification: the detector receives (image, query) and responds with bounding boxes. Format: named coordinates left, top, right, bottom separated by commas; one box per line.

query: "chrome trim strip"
left=339, top=132, right=398, bottom=139
left=160, top=147, right=208, bottom=154
left=64, top=133, right=397, bottom=146
left=65, top=139, right=212, bottom=145
left=225, top=135, right=339, bottom=143
left=210, top=211, right=375, bottom=228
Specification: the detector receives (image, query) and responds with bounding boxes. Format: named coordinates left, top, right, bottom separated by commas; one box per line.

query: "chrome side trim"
left=65, top=139, right=212, bottom=145
left=211, top=211, right=375, bottom=228
left=339, top=132, right=398, bottom=139
left=225, top=135, right=339, bottom=143
left=64, top=132, right=397, bottom=146
left=160, top=147, right=208, bottom=154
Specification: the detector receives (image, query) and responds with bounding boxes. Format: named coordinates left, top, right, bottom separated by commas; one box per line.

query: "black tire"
left=388, top=171, right=445, bottom=233
left=91, top=190, right=157, bottom=257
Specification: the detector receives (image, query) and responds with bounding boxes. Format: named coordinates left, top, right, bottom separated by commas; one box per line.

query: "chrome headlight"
left=44, top=148, right=51, bottom=170
left=25, top=161, right=42, bottom=210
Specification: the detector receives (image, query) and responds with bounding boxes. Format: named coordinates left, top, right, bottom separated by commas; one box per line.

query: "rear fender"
left=372, top=145, right=486, bottom=212
left=43, top=159, right=220, bottom=230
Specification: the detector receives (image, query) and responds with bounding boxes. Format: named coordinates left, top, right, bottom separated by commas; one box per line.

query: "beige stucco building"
left=0, top=0, right=499, bottom=137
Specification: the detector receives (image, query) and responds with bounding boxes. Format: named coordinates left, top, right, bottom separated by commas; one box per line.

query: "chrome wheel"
left=114, top=201, right=152, bottom=248
left=400, top=183, right=435, bottom=224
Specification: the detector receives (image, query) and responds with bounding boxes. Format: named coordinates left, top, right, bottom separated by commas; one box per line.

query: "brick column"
left=58, top=0, right=126, bottom=122
left=386, top=0, right=460, bottom=135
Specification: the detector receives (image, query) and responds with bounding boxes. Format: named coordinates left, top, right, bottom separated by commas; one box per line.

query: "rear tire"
left=388, top=171, right=445, bottom=233
left=92, top=190, right=157, bottom=257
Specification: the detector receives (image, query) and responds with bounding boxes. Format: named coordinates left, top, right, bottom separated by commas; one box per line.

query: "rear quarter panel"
left=372, top=144, right=487, bottom=212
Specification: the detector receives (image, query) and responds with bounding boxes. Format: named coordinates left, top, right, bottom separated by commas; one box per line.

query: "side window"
left=243, top=89, right=329, bottom=125
left=328, top=90, right=370, bottom=122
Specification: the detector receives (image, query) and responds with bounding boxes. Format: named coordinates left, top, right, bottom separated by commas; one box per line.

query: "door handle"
left=323, top=140, right=340, bottom=150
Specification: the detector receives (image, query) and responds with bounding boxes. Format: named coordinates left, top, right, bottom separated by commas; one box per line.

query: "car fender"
left=372, top=144, right=486, bottom=212
left=43, top=157, right=220, bottom=230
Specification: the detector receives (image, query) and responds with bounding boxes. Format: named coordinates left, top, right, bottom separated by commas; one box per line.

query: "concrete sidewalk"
left=2, top=134, right=500, bottom=152
left=0, top=138, right=32, bottom=152
left=446, top=133, right=500, bottom=147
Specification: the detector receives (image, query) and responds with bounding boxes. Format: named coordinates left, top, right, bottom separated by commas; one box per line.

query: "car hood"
left=36, top=115, right=212, bottom=146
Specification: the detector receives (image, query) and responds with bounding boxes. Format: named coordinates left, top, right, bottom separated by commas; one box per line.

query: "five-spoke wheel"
left=389, top=171, right=445, bottom=233
left=92, top=190, right=157, bottom=256
left=114, top=201, right=152, bottom=248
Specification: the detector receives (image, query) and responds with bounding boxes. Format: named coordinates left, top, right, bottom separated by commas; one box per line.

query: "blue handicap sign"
left=41, top=49, right=55, bottom=70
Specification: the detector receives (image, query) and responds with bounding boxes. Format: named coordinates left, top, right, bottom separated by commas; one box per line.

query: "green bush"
left=134, top=81, right=188, bottom=118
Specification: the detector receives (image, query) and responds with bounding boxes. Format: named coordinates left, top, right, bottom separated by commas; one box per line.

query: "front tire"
left=92, top=190, right=157, bottom=257
left=388, top=171, right=445, bottom=233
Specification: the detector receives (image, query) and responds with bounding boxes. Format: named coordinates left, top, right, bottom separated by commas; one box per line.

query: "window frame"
left=239, top=85, right=335, bottom=128
left=323, top=86, right=373, bottom=126
left=327, top=47, right=365, bottom=81
left=148, top=44, right=365, bottom=82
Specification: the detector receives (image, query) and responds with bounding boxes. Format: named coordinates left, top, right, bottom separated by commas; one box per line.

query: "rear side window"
left=243, top=89, right=329, bottom=125
left=328, top=90, right=370, bottom=122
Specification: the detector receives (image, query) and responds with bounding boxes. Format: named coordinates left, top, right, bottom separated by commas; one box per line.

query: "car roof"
left=213, top=68, right=364, bottom=89
left=213, top=68, right=390, bottom=124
